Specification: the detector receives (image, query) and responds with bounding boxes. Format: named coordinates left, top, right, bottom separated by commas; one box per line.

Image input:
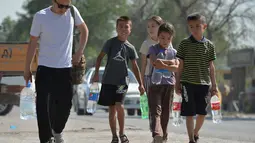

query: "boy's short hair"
left=148, top=15, right=164, bottom=25
left=187, top=12, right=206, bottom=24
left=116, top=16, right=132, bottom=27
left=158, top=22, right=175, bottom=37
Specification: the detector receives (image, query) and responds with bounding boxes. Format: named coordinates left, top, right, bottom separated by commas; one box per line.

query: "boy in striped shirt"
left=176, top=13, right=218, bottom=143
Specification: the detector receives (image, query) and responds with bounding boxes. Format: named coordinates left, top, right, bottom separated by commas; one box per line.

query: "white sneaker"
left=52, top=130, right=64, bottom=143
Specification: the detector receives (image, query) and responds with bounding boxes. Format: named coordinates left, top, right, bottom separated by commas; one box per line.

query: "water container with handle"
left=140, top=92, right=149, bottom=119
left=86, top=82, right=100, bottom=114
left=172, top=93, right=183, bottom=126
left=151, top=50, right=165, bottom=85
left=163, top=49, right=173, bottom=78
left=20, top=81, right=36, bottom=120
left=211, top=95, right=222, bottom=123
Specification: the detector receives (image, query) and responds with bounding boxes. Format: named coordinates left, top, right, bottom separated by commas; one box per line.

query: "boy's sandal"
left=194, top=135, right=199, bottom=142
left=111, top=136, right=119, bottom=143
left=120, top=134, right=129, bottom=143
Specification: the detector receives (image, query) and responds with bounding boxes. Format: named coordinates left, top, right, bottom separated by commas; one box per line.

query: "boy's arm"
left=131, top=60, right=145, bottom=94
left=175, top=59, right=184, bottom=95
left=154, top=59, right=179, bottom=72
left=140, top=54, right=147, bottom=83
left=92, top=52, right=105, bottom=82
left=131, top=60, right=144, bottom=86
left=209, top=61, right=218, bottom=94
left=160, top=59, right=176, bottom=65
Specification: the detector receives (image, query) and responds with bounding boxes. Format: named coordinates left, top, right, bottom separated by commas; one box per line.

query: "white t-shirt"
left=30, top=6, right=84, bottom=68
left=139, top=37, right=158, bottom=75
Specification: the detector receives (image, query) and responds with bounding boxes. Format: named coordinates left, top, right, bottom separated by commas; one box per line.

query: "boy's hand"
left=153, top=59, right=167, bottom=69
left=92, top=73, right=99, bottom=83
left=211, top=84, right=218, bottom=96
left=138, top=85, right=145, bottom=95
left=175, top=82, right=182, bottom=95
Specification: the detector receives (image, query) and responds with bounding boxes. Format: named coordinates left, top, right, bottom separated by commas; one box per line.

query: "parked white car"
left=73, top=67, right=141, bottom=116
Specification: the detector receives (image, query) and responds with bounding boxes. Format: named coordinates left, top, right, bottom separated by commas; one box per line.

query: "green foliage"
left=0, top=16, right=16, bottom=41
left=3, top=0, right=252, bottom=72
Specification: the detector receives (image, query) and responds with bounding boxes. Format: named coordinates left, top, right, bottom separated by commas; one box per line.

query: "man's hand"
left=175, top=82, right=182, bottom=95
left=211, top=84, right=218, bottom=96
left=153, top=59, right=167, bottom=69
left=138, top=84, right=145, bottom=95
left=24, top=68, right=32, bottom=85
left=92, top=73, right=99, bottom=83
left=72, top=51, right=84, bottom=66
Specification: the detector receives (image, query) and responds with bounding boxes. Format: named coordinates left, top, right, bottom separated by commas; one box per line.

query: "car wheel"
left=76, top=109, right=85, bottom=115
left=137, top=109, right=141, bottom=116
left=127, top=109, right=135, bottom=116
left=0, top=104, right=13, bottom=116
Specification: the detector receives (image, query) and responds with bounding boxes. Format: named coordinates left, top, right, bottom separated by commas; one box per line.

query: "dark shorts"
left=98, top=84, right=128, bottom=106
left=180, top=82, right=210, bottom=116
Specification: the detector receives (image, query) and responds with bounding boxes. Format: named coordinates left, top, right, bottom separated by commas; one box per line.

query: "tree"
left=5, top=0, right=130, bottom=66
left=0, top=17, right=16, bottom=41
left=6, top=0, right=52, bottom=41
left=172, top=0, right=255, bottom=52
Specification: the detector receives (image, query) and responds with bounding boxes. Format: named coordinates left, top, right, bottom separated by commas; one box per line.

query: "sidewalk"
left=0, top=118, right=253, bottom=143
left=0, top=130, right=252, bottom=143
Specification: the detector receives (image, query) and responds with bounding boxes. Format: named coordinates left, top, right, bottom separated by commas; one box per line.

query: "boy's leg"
left=180, top=82, right=196, bottom=142
left=144, top=76, right=153, bottom=132
left=148, top=85, right=164, bottom=138
left=109, top=105, right=117, bottom=136
left=194, top=85, right=210, bottom=137
left=115, top=85, right=129, bottom=143
left=98, top=84, right=118, bottom=137
left=115, top=103, right=125, bottom=135
left=186, top=116, right=195, bottom=141
left=161, top=85, right=174, bottom=140
left=194, top=115, right=205, bottom=136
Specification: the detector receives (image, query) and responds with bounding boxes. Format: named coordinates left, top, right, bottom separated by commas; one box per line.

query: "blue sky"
left=0, top=0, right=25, bottom=23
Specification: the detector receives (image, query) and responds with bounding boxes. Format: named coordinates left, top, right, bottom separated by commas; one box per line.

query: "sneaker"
left=189, top=141, right=196, bottom=143
left=46, top=138, right=55, bottom=143
left=153, top=135, right=163, bottom=143
left=53, top=132, right=64, bottom=143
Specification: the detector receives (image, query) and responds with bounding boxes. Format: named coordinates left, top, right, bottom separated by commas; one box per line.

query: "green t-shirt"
left=176, top=35, right=216, bottom=85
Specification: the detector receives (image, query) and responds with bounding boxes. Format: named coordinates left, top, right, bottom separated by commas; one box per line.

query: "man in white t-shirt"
left=24, top=0, right=89, bottom=142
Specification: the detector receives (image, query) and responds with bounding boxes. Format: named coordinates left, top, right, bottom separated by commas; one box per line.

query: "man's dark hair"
left=158, top=22, right=175, bottom=37
left=187, top=12, right=206, bottom=24
left=116, top=16, right=132, bottom=27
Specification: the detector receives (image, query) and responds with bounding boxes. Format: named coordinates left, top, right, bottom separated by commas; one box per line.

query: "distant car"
left=73, top=67, right=141, bottom=116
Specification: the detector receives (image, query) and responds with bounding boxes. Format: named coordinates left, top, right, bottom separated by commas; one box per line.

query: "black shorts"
left=180, top=82, right=210, bottom=116
left=98, top=84, right=128, bottom=106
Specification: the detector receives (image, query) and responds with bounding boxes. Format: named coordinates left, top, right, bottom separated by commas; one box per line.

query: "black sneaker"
left=189, top=141, right=196, bottom=143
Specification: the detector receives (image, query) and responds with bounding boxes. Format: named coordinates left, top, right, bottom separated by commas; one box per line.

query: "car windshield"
left=90, top=69, right=137, bottom=84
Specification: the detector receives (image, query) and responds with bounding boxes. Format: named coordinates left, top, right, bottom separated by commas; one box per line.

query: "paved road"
left=0, top=107, right=254, bottom=143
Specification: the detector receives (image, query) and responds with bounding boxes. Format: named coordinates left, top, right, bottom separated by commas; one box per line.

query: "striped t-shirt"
left=176, top=35, right=216, bottom=85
